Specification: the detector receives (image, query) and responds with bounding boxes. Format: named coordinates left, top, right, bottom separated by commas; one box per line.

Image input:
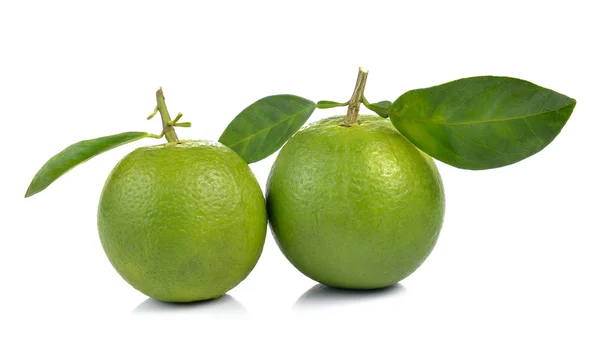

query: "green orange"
left=98, top=140, right=267, bottom=302
left=266, top=116, right=445, bottom=289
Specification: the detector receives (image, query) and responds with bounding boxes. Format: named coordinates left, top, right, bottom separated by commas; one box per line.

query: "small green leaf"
left=316, top=100, right=348, bottom=109
left=219, top=95, right=316, bottom=163
left=389, top=76, right=576, bottom=170
left=364, top=100, right=391, bottom=118
left=25, top=132, right=149, bottom=197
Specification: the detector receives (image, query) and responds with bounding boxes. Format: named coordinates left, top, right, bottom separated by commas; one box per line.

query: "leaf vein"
left=227, top=105, right=314, bottom=148
left=400, top=103, right=573, bottom=126
left=447, top=126, right=512, bottom=156
left=449, top=78, right=508, bottom=119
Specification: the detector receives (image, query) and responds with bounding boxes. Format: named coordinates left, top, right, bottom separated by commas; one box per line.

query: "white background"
left=1, top=0, right=598, bottom=349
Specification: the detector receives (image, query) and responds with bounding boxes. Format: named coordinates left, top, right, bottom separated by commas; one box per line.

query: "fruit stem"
left=345, top=67, right=369, bottom=125
left=155, top=87, right=180, bottom=143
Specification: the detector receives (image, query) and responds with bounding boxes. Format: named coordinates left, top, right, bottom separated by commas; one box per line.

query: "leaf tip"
left=24, top=184, right=37, bottom=198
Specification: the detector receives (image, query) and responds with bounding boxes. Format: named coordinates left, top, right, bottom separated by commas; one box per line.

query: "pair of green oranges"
left=103, top=115, right=443, bottom=303
left=26, top=94, right=444, bottom=303
left=27, top=66, right=578, bottom=303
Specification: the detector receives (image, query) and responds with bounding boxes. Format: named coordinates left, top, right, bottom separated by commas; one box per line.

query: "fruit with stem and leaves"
left=219, top=67, right=576, bottom=289
left=26, top=88, right=267, bottom=302
left=26, top=68, right=576, bottom=298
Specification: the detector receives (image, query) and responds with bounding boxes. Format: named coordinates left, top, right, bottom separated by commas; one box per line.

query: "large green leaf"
left=25, top=132, right=148, bottom=197
left=219, top=95, right=316, bottom=163
left=389, top=76, right=576, bottom=170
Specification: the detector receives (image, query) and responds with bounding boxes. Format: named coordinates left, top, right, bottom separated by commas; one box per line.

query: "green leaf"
left=219, top=94, right=316, bottom=163
left=389, top=76, right=576, bottom=170
left=364, top=100, right=392, bottom=118
left=316, top=100, right=348, bottom=109
left=25, top=132, right=149, bottom=198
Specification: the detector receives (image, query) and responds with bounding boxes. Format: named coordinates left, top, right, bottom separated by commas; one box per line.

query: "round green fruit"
left=266, top=116, right=445, bottom=289
left=98, top=140, right=267, bottom=302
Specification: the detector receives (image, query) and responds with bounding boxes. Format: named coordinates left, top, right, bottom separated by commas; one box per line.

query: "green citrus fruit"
left=267, top=116, right=445, bottom=289
left=98, top=140, right=267, bottom=302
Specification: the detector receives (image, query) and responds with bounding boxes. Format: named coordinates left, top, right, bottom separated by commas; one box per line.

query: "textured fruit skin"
left=98, top=140, right=267, bottom=302
left=267, top=116, right=445, bottom=289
